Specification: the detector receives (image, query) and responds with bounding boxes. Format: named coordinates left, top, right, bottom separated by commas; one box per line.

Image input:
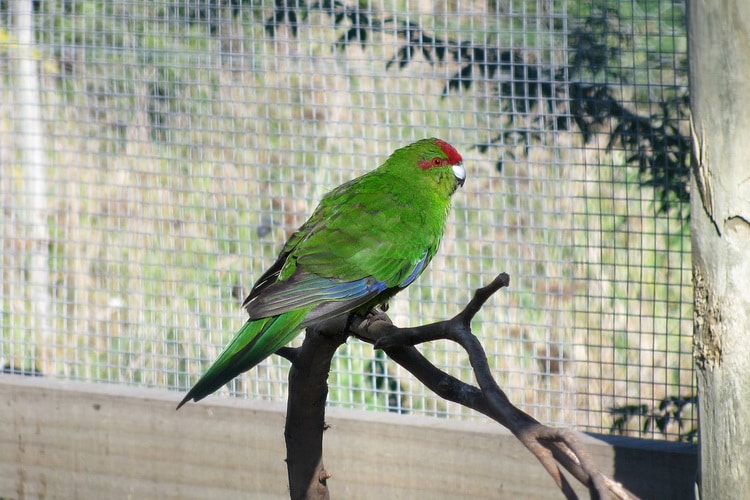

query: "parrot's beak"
left=452, top=162, right=466, bottom=188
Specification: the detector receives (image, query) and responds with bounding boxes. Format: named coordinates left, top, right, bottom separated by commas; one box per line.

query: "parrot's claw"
left=345, top=306, right=390, bottom=338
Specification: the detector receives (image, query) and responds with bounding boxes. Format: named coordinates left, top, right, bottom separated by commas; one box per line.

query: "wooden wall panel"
left=0, top=376, right=697, bottom=499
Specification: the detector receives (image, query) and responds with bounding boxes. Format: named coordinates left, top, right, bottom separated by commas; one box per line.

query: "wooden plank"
left=0, top=376, right=697, bottom=499
left=1, top=377, right=288, bottom=499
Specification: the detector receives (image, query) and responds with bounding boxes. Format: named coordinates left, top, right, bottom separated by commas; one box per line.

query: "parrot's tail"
left=177, top=309, right=307, bottom=409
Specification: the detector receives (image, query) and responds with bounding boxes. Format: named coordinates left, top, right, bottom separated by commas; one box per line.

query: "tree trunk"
left=689, top=1, right=750, bottom=496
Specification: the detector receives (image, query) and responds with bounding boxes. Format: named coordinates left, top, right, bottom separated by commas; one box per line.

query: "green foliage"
left=610, top=395, right=697, bottom=442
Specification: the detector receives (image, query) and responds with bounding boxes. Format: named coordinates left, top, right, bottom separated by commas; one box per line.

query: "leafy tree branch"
left=261, top=1, right=689, bottom=216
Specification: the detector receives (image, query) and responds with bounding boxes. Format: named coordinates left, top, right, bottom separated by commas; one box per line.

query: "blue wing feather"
left=245, top=271, right=388, bottom=320
left=399, top=250, right=429, bottom=288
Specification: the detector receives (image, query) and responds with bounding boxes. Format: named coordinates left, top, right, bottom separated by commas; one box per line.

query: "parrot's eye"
left=418, top=156, right=449, bottom=170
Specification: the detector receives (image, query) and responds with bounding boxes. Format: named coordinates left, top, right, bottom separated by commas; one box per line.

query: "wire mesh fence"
left=2, top=0, right=693, bottom=440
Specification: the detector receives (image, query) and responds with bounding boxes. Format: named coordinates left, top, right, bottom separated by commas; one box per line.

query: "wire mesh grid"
left=1, top=0, right=693, bottom=440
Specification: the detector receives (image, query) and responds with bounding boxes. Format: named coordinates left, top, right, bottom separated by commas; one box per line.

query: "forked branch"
left=283, top=273, right=637, bottom=499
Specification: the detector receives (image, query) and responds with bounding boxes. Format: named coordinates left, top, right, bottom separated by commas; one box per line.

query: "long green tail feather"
left=177, top=308, right=309, bottom=409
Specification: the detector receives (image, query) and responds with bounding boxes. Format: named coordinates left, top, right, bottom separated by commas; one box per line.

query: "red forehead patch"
left=434, top=139, right=462, bottom=165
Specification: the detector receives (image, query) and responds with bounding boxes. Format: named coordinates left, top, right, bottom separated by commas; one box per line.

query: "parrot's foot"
left=346, top=307, right=392, bottom=341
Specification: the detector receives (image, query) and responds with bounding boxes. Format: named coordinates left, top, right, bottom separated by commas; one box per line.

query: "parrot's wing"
left=240, top=173, right=439, bottom=327
left=245, top=270, right=386, bottom=321
left=244, top=249, right=430, bottom=327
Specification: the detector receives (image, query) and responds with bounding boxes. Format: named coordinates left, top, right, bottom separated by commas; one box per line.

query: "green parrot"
left=177, top=138, right=465, bottom=409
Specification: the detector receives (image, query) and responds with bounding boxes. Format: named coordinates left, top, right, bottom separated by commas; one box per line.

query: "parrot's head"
left=387, top=138, right=465, bottom=197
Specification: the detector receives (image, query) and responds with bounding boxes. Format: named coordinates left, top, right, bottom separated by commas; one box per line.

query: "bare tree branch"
left=283, top=324, right=347, bottom=500
left=282, top=273, right=638, bottom=499
left=349, top=273, right=637, bottom=499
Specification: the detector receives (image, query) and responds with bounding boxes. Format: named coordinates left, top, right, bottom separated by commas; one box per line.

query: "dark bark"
left=281, top=273, right=637, bottom=499
left=281, top=326, right=346, bottom=500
